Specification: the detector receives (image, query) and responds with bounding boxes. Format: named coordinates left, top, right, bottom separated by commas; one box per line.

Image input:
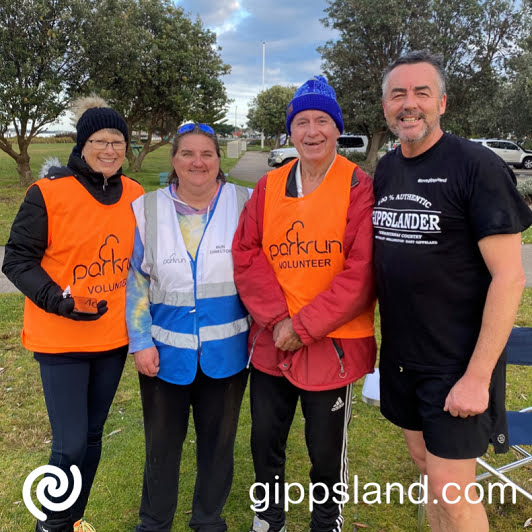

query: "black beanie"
left=76, top=107, right=129, bottom=151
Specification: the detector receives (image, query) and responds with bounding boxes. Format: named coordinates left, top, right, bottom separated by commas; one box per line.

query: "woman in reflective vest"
left=126, top=123, right=250, bottom=532
left=2, top=96, right=144, bottom=532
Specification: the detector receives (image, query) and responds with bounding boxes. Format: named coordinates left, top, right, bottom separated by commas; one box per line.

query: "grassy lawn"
left=0, top=294, right=531, bottom=531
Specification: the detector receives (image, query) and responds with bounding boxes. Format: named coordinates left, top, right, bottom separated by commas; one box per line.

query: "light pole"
left=234, top=106, right=237, bottom=137
left=261, top=41, right=265, bottom=149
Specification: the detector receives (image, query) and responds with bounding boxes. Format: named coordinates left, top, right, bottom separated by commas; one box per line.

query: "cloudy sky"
left=175, top=0, right=339, bottom=128
left=53, top=1, right=338, bottom=131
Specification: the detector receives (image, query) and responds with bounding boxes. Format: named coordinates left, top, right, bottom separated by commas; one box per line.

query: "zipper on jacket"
left=188, top=186, right=222, bottom=359
left=247, top=327, right=264, bottom=368
left=332, top=339, right=347, bottom=378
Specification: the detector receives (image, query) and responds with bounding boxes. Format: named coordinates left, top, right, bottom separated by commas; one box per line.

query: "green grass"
left=0, top=293, right=531, bottom=531
left=522, top=226, right=532, bottom=244
left=0, top=143, right=250, bottom=245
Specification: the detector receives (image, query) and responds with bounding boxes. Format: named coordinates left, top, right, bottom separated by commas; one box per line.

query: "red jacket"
left=232, top=159, right=377, bottom=391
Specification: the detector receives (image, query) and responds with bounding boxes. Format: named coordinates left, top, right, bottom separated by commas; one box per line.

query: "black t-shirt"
left=373, top=133, right=532, bottom=371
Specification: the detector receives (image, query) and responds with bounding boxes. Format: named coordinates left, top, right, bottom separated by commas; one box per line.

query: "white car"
left=268, top=134, right=368, bottom=167
left=470, top=139, right=532, bottom=170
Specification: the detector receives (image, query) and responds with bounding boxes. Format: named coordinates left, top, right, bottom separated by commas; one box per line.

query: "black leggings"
left=135, top=367, right=248, bottom=532
left=35, top=346, right=127, bottom=531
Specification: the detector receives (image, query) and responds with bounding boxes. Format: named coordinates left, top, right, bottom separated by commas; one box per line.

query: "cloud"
left=175, top=0, right=339, bottom=126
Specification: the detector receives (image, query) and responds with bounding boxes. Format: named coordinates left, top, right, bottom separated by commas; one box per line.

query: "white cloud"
left=176, top=0, right=339, bottom=126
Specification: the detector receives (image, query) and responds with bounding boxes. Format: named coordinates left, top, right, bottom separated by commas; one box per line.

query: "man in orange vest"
left=232, top=76, right=376, bottom=532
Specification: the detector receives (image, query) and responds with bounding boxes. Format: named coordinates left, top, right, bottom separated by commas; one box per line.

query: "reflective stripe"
left=149, top=286, right=195, bottom=307
left=152, top=325, right=198, bottom=350
left=235, top=185, right=251, bottom=215
left=200, top=317, right=249, bottom=342
left=144, top=192, right=159, bottom=280
left=196, top=282, right=237, bottom=299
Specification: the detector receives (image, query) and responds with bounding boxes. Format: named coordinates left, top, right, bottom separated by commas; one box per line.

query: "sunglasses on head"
left=177, top=123, right=215, bottom=135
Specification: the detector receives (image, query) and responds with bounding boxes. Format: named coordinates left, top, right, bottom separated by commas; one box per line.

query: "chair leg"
left=417, top=502, right=426, bottom=531
left=416, top=473, right=426, bottom=531
left=476, top=457, right=532, bottom=502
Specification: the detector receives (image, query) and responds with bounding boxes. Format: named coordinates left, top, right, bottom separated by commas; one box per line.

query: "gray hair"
left=382, top=50, right=446, bottom=98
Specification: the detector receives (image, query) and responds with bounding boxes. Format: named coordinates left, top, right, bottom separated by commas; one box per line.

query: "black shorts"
left=379, top=355, right=509, bottom=459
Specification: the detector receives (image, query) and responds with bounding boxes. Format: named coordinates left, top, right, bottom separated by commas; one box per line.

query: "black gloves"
left=57, top=296, right=108, bottom=321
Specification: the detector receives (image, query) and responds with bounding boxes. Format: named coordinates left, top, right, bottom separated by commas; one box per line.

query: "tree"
left=320, top=0, right=529, bottom=169
left=83, top=0, right=231, bottom=172
left=320, top=0, right=433, bottom=168
left=0, top=0, right=90, bottom=185
left=498, top=30, right=532, bottom=139
left=247, top=85, right=296, bottom=148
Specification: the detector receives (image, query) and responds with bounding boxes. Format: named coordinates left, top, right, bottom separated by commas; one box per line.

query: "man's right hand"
left=134, top=347, right=160, bottom=377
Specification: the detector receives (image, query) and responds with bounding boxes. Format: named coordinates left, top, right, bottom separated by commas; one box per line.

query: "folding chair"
left=475, top=326, right=532, bottom=502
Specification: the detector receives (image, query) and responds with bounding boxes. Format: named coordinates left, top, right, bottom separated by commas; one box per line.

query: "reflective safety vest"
left=263, top=155, right=375, bottom=338
left=132, top=183, right=250, bottom=384
left=22, top=175, right=144, bottom=353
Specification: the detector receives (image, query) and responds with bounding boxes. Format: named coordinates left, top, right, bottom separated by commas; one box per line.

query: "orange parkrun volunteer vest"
left=22, top=175, right=144, bottom=353
left=263, top=155, right=374, bottom=338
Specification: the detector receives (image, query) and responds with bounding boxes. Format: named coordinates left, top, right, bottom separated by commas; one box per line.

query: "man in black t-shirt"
left=374, top=50, right=532, bottom=531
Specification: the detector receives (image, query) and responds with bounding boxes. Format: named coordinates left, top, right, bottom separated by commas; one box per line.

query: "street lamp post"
left=261, top=41, right=265, bottom=149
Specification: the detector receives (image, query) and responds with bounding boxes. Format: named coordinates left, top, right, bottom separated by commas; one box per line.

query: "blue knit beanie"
left=286, top=75, right=344, bottom=135
left=76, top=107, right=129, bottom=151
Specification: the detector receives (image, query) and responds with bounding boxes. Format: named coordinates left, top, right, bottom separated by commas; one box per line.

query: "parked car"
left=470, top=139, right=532, bottom=169
left=268, top=134, right=368, bottom=167
left=388, top=140, right=401, bottom=151
left=268, top=146, right=299, bottom=167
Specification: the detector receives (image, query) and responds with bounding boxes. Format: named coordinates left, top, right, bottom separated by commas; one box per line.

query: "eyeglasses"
left=177, top=123, right=215, bottom=135
left=87, top=140, right=127, bottom=151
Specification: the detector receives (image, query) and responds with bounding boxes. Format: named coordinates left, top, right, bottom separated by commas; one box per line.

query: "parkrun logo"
left=268, top=220, right=342, bottom=261
left=163, top=253, right=187, bottom=264
left=72, top=234, right=130, bottom=285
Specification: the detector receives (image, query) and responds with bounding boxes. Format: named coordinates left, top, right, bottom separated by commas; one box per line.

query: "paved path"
left=229, top=150, right=270, bottom=184
left=0, top=246, right=20, bottom=294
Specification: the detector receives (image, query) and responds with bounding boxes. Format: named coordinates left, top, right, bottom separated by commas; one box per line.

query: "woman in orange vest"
left=2, top=97, right=144, bottom=532
left=232, top=76, right=376, bottom=532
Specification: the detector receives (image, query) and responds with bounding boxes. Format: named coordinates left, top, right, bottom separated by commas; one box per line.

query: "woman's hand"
left=134, top=347, right=160, bottom=377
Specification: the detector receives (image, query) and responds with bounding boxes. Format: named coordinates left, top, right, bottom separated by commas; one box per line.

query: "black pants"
left=135, top=367, right=248, bottom=532
left=35, top=347, right=127, bottom=532
left=250, top=368, right=353, bottom=532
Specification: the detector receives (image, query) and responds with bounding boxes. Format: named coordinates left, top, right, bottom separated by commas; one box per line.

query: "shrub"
left=339, top=150, right=367, bottom=163
left=56, top=131, right=76, bottom=141
left=517, top=179, right=532, bottom=204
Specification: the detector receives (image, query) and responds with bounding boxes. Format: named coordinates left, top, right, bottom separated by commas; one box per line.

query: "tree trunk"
left=16, top=146, right=34, bottom=186
left=365, top=129, right=388, bottom=173
left=126, top=147, right=137, bottom=168
left=132, top=148, right=149, bottom=172
left=358, top=129, right=388, bottom=177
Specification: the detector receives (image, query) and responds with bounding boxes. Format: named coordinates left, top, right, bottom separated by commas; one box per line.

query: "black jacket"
left=2, top=149, right=130, bottom=314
